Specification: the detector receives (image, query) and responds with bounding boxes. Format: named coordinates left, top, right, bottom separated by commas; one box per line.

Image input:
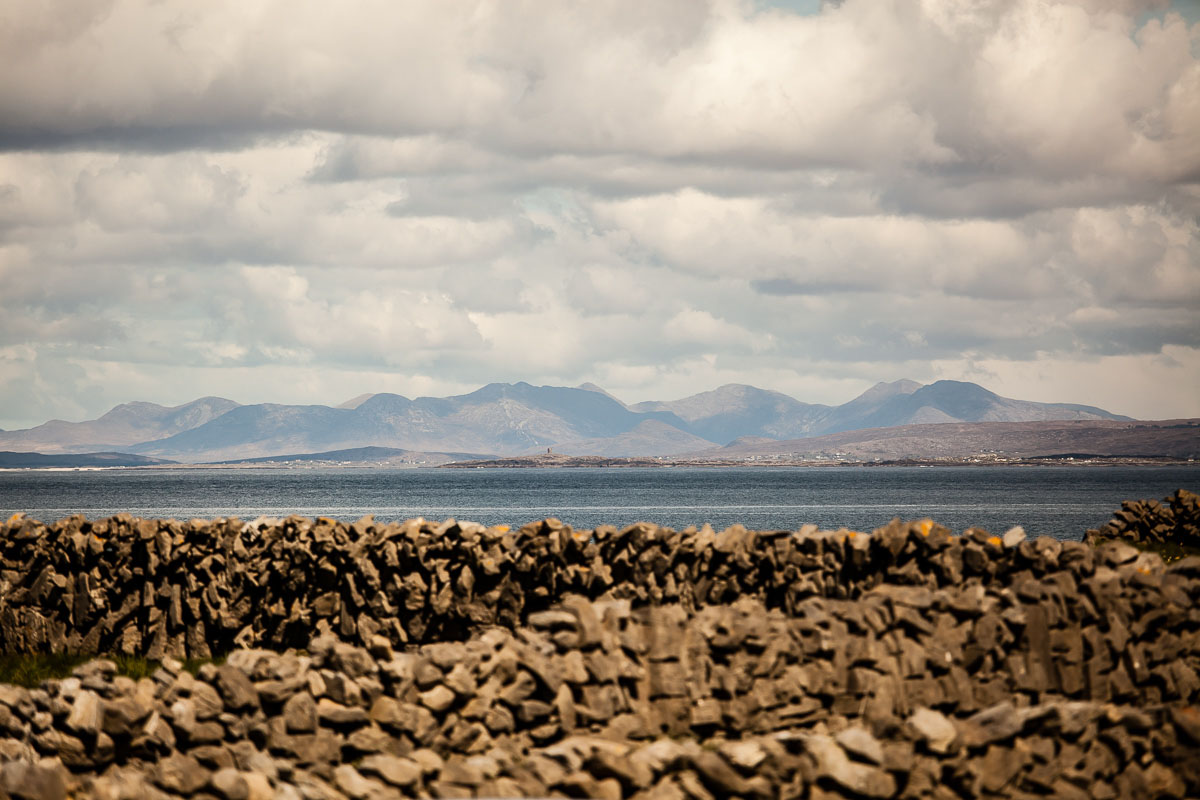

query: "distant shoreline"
left=438, top=454, right=1198, bottom=469
left=6, top=456, right=1195, bottom=471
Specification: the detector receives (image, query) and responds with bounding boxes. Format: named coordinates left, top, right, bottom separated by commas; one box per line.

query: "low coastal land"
left=440, top=452, right=1194, bottom=469
left=2, top=417, right=1197, bottom=471
left=0, top=491, right=1197, bottom=798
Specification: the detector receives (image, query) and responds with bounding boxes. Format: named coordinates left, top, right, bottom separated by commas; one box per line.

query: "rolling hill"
left=0, top=379, right=1140, bottom=462
left=0, top=451, right=177, bottom=468
left=0, top=397, right=239, bottom=454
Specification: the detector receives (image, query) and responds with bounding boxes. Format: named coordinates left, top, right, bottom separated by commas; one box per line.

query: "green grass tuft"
left=0, top=652, right=229, bottom=688
left=0, top=652, right=91, bottom=687
left=182, top=654, right=226, bottom=675
left=111, top=655, right=158, bottom=681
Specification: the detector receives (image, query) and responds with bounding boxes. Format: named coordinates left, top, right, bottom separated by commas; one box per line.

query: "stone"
left=231, top=743, right=279, bottom=781
left=1101, top=541, right=1140, bottom=566
left=346, top=724, right=396, bottom=755
left=528, top=609, right=578, bottom=631
left=135, top=711, right=174, bottom=753
left=871, top=584, right=933, bottom=610
left=190, top=720, right=226, bottom=744
left=93, top=731, right=116, bottom=765
left=321, top=672, right=363, bottom=707
left=360, top=754, right=422, bottom=787
left=518, top=699, right=553, bottom=723
left=32, top=729, right=88, bottom=768
left=587, top=747, right=654, bottom=790
left=1169, top=705, right=1200, bottom=744
left=216, top=665, right=261, bottom=711
left=690, top=751, right=750, bottom=796
left=369, top=696, right=407, bottom=729
left=562, top=650, right=590, bottom=684
left=72, top=659, right=118, bottom=681
left=333, top=764, right=385, bottom=800
left=1144, top=762, right=1186, bottom=799
left=316, top=697, right=368, bottom=726
left=909, top=707, right=959, bottom=754
left=484, top=704, right=516, bottom=734
left=960, top=702, right=1022, bottom=747
left=288, top=729, right=343, bottom=766
left=243, top=773, right=274, bottom=800
left=169, top=698, right=197, bottom=738
left=425, top=642, right=468, bottom=671
left=719, top=739, right=768, bottom=772
left=153, top=752, right=210, bottom=795
left=443, top=663, right=477, bottom=697
left=283, top=692, right=318, bottom=733
left=256, top=678, right=305, bottom=706
left=978, top=744, right=1023, bottom=793
left=561, top=595, right=604, bottom=647
left=419, top=685, right=456, bottom=713
left=191, top=743, right=236, bottom=770
left=804, top=734, right=896, bottom=798
left=367, top=635, right=394, bottom=661
left=835, top=725, right=885, bottom=765
left=409, top=747, right=445, bottom=776
left=1003, top=526, right=1027, bottom=548
left=0, top=761, right=67, bottom=800
left=648, top=661, right=687, bottom=698
left=101, top=695, right=152, bottom=737
left=64, top=690, right=102, bottom=736
left=193, top=682, right=225, bottom=720
left=330, top=642, right=377, bottom=679
left=210, top=767, right=250, bottom=800
left=677, top=770, right=716, bottom=800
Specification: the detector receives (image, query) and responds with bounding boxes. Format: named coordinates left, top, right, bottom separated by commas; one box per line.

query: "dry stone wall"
left=0, top=499, right=1198, bottom=799
left=0, top=585, right=1198, bottom=799
left=1083, top=488, right=1200, bottom=551
left=4, top=509, right=1195, bottom=660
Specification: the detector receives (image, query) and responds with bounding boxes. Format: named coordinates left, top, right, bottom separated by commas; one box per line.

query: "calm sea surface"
left=2, top=465, right=1196, bottom=541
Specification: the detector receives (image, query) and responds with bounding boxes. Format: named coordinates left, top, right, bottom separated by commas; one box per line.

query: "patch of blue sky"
left=1137, top=0, right=1199, bottom=56
left=754, top=0, right=822, bottom=16
left=756, top=0, right=1198, bottom=22
left=1138, top=0, right=1200, bottom=26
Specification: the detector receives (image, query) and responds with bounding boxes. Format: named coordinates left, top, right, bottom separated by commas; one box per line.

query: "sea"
left=1, top=465, right=1196, bottom=541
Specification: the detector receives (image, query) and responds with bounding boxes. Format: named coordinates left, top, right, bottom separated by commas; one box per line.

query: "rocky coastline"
left=0, top=491, right=1196, bottom=798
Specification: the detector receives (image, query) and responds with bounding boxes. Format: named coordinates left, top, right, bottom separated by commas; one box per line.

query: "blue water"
left=0, top=465, right=1195, bottom=541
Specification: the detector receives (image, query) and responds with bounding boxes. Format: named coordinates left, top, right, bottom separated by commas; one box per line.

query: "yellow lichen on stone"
left=988, top=536, right=1002, bottom=546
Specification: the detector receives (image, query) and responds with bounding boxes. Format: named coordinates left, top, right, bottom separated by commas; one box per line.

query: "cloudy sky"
left=2, top=0, right=1199, bottom=429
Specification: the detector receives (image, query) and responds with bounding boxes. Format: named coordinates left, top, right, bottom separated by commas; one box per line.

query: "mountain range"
left=0, top=379, right=1135, bottom=463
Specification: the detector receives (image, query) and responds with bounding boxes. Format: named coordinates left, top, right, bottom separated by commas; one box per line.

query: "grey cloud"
left=0, top=313, right=126, bottom=349
left=1, top=0, right=1199, bottom=428
left=750, top=277, right=861, bottom=296
left=0, top=1, right=1192, bottom=180
left=0, top=125, right=272, bottom=155
left=874, top=172, right=1182, bottom=220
